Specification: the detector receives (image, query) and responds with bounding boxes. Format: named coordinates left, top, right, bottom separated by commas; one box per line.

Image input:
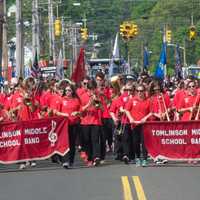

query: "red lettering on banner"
left=143, top=121, right=200, bottom=160
left=0, top=117, right=69, bottom=164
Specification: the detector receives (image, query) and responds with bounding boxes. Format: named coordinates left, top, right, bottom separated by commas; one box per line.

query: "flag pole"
left=163, top=25, right=167, bottom=80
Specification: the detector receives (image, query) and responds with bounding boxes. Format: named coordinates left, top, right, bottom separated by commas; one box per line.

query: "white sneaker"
left=100, top=160, right=105, bottom=164
left=62, top=162, right=69, bottom=169
left=30, top=162, right=37, bottom=167
left=19, top=164, right=26, bottom=170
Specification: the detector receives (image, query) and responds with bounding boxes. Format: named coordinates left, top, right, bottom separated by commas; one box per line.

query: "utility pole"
left=61, top=16, right=65, bottom=59
left=0, top=0, right=4, bottom=80
left=16, top=0, right=24, bottom=78
left=48, top=0, right=53, bottom=60
left=48, top=0, right=56, bottom=62
left=32, top=0, right=40, bottom=58
left=2, top=0, right=8, bottom=80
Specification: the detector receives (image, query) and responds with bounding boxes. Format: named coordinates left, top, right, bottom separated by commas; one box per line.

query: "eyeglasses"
left=137, top=89, right=145, bottom=92
left=83, top=82, right=88, bottom=85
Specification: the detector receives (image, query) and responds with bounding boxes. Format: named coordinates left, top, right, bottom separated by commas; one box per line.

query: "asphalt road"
left=0, top=155, right=200, bottom=200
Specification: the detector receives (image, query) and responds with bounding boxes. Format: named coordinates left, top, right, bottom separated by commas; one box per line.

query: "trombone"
left=157, top=93, right=170, bottom=121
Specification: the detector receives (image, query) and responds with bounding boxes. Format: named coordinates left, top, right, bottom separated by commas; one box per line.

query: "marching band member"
left=124, top=84, right=152, bottom=167
left=178, top=80, right=200, bottom=164
left=96, top=72, right=113, bottom=162
left=109, top=78, right=124, bottom=161
left=79, top=80, right=102, bottom=166
left=149, top=81, right=171, bottom=122
left=178, top=80, right=200, bottom=121
left=119, top=83, right=136, bottom=164
left=55, top=83, right=81, bottom=168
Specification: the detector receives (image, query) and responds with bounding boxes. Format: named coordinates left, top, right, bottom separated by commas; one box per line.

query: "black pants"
left=122, top=124, right=133, bottom=158
left=100, top=118, right=114, bottom=160
left=132, top=125, right=148, bottom=160
left=102, top=118, right=113, bottom=147
left=113, top=123, right=123, bottom=159
left=81, top=125, right=101, bottom=161
left=62, top=124, right=78, bottom=164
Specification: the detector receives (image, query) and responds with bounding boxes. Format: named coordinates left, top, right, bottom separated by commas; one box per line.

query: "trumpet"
left=91, top=94, right=101, bottom=108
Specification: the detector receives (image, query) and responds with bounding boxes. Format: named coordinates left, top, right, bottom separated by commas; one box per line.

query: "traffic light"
left=132, top=24, right=138, bottom=36
left=119, top=22, right=138, bottom=40
left=166, top=30, right=172, bottom=43
left=189, top=25, right=197, bottom=41
left=119, top=24, right=128, bottom=40
left=128, top=24, right=138, bottom=38
left=54, top=19, right=62, bottom=37
left=80, top=28, right=88, bottom=40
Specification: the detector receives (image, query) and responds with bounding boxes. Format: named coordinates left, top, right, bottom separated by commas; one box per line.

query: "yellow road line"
left=132, top=176, right=147, bottom=200
left=121, top=176, right=133, bottom=200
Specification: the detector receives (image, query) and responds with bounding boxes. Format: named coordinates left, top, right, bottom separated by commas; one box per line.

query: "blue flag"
left=143, top=46, right=149, bottom=69
left=154, top=42, right=167, bottom=79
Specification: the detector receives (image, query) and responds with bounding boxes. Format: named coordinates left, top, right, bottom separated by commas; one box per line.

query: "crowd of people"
left=0, top=71, right=199, bottom=169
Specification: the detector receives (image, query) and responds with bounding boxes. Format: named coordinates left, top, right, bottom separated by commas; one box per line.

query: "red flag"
left=71, top=48, right=85, bottom=83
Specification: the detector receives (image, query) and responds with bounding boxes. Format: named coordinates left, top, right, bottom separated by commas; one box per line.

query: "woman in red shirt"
left=178, top=80, right=200, bottom=121
left=125, top=84, right=151, bottom=167
left=56, top=84, right=81, bottom=168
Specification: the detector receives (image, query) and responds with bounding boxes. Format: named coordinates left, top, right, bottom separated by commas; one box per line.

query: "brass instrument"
left=110, top=75, right=122, bottom=98
left=157, top=94, right=170, bottom=121
left=190, top=93, right=199, bottom=120
left=161, top=94, right=170, bottom=121
left=194, top=94, right=200, bottom=120
left=91, top=92, right=101, bottom=108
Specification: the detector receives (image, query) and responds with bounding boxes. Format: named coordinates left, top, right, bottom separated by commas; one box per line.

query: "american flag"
left=175, top=44, right=182, bottom=79
left=31, top=51, right=41, bottom=78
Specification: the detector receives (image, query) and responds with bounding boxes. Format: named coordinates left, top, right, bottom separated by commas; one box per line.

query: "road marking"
left=121, top=176, right=133, bottom=200
left=132, top=176, right=147, bottom=200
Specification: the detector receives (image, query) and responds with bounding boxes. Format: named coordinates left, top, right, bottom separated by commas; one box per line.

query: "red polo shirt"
left=179, top=93, right=199, bottom=121
left=109, top=96, right=121, bottom=120
left=61, top=97, right=81, bottom=125
left=126, top=95, right=150, bottom=121
left=80, top=91, right=102, bottom=125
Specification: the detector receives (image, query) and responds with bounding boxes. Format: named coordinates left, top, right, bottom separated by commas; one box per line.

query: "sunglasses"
left=83, top=82, right=88, bottom=85
left=188, top=85, right=195, bottom=88
left=125, top=89, right=133, bottom=91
